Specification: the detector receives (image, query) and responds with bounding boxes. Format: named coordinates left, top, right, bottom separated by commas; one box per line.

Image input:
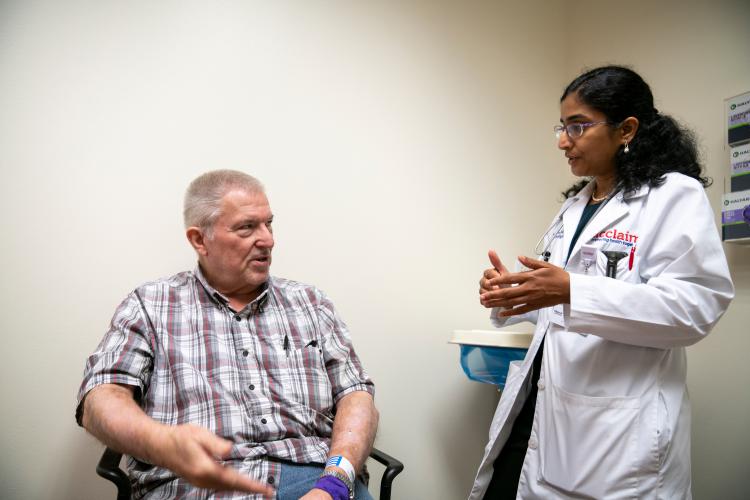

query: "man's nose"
left=257, top=225, right=274, bottom=248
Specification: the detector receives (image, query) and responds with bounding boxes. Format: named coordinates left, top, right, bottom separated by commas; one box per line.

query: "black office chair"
left=97, top=446, right=404, bottom=500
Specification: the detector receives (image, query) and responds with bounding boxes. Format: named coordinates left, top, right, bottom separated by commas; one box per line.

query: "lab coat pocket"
left=595, top=245, right=637, bottom=282
left=657, top=391, right=671, bottom=468
left=539, top=383, right=640, bottom=498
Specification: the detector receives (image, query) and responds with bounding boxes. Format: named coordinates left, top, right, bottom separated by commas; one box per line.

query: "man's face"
left=197, top=189, right=274, bottom=296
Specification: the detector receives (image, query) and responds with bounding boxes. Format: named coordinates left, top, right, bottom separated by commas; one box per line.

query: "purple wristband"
left=314, top=474, right=350, bottom=500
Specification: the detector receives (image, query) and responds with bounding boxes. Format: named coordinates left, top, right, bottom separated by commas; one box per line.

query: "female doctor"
left=471, top=66, right=734, bottom=499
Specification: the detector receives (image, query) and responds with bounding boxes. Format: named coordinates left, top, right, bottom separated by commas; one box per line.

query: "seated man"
left=76, top=170, right=378, bottom=499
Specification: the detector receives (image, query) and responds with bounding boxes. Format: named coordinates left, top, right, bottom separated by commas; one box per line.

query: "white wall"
left=565, top=1, right=750, bottom=498
left=0, top=1, right=568, bottom=499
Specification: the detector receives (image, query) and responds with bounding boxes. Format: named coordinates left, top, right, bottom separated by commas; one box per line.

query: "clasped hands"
left=479, top=250, right=570, bottom=316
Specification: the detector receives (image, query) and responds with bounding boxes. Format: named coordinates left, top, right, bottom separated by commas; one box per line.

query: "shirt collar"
left=194, top=264, right=271, bottom=313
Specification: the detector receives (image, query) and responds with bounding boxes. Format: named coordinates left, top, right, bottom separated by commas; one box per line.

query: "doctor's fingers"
left=480, top=283, right=529, bottom=305
left=481, top=290, right=539, bottom=309
left=480, top=269, right=502, bottom=292
left=487, top=271, right=532, bottom=288
left=482, top=267, right=501, bottom=281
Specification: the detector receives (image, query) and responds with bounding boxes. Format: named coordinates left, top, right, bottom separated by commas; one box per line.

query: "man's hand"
left=152, top=424, right=275, bottom=496
left=300, top=489, right=334, bottom=499
left=480, top=255, right=570, bottom=316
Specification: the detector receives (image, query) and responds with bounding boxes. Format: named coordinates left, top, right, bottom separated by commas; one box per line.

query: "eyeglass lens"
left=554, top=123, right=584, bottom=139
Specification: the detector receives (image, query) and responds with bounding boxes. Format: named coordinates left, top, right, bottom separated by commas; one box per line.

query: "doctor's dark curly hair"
left=560, top=65, right=710, bottom=198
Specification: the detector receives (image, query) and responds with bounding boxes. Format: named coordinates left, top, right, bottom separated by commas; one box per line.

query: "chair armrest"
left=96, top=447, right=131, bottom=500
left=368, top=447, right=404, bottom=500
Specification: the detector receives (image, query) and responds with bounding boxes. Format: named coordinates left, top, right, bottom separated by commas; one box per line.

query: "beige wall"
left=0, top=1, right=567, bottom=499
left=0, top=1, right=746, bottom=499
left=565, top=1, right=750, bottom=498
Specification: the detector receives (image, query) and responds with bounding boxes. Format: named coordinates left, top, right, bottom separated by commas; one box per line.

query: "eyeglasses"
left=554, top=121, right=611, bottom=139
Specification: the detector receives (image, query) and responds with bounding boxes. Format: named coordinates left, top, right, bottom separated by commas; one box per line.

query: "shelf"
left=449, top=329, right=533, bottom=348
left=725, top=237, right=750, bottom=245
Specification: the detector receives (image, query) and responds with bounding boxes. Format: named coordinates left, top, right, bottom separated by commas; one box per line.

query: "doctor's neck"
left=592, top=175, right=617, bottom=201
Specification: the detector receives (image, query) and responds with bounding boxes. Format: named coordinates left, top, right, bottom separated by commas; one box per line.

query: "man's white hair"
left=183, top=169, right=265, bottom=234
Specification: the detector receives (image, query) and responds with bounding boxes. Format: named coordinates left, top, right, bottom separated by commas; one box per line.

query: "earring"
left=624, top=142, right=630, bottom=154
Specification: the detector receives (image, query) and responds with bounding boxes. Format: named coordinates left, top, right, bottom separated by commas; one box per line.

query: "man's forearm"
left=82, top=384, right=274, bottom=495
left=328, top=391, right=379, bottom=472
left=82, top=383, right=166, bottom=463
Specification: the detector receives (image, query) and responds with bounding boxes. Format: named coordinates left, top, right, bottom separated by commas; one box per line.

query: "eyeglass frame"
left=554, top=120, right=619, bottom=139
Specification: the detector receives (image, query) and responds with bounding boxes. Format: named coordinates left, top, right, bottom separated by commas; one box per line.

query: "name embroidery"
left=593, top=228, right=638, bottom=245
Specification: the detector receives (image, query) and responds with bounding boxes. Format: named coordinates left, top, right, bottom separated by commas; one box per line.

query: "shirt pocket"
left=283, top=343, right=334, bottom=415
left=539, top=383, right=640, bottom=498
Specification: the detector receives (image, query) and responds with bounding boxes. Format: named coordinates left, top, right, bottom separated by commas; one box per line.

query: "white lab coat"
left=469, top=173, right=734, bottom=500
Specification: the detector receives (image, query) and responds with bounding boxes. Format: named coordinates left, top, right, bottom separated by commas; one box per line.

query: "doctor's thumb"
left=518, top=255, right=548, bottom=269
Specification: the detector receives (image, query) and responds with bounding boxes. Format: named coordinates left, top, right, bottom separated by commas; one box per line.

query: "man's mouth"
left=249, top=254, right=271, bottom=265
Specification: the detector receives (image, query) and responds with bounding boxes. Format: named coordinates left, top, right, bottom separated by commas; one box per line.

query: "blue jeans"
left=277, top=462, right=373, bottom=500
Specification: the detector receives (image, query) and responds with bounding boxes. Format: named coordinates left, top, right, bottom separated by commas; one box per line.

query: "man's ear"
left=186, top=226, right=209, bottom=256
left=620, top=116, right=639, bottom=144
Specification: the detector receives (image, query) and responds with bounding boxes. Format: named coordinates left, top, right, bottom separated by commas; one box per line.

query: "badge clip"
left=581, top=245, right=597, bottom=274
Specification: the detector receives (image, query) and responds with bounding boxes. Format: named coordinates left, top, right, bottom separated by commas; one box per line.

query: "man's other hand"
left=153, top=424, right=274, bottom=496
left=301, top=489, right=334, bottom=499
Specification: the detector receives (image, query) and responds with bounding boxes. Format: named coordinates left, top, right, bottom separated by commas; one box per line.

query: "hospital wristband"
left=325, top=454, right=356, bottom=483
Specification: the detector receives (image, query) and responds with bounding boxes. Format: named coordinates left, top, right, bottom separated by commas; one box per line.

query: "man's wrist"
left=314, top=472, right=352, bottom=500
left=142, top=421, right=174, bottom=466
left=325, top=455, right=356, bottom=483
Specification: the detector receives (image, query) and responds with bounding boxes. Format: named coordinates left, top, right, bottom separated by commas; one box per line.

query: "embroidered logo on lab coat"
left=592, top=228, right=638, bottom=246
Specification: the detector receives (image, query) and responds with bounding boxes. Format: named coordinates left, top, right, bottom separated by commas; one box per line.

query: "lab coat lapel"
left=574, top=196, right=629, bottom=257
left=561, top=185, right=592, bottom=265
left=568, top=184, right=651, bottom=261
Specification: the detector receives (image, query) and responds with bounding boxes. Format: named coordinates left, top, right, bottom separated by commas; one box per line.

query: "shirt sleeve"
left=75, top=291, right=155, bottom=426
left=315, top=292, right=375, bottom=403
left=567, top=176, right=735, bottom=349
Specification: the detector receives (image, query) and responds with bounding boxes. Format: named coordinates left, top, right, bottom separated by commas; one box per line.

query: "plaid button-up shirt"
left=76, top=268, right=374, bottom=499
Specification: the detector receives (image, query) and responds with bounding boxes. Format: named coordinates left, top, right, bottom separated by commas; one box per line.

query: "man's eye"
left=236, top=224, right=255, bottom=234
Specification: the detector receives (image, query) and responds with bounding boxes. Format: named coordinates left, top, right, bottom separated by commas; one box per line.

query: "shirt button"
left=537, top=381, right=545, bottom=390
left=261, top=418, right=267, bottom=424
left=267, top=476, right=275, bottom=485
left=242, top=350, right=249, bottom=357
left=249, top=384, right=255, bottom=390
left=234, top=315, right=242, bottom=322
left=528, top=437, right=538, bottom=450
